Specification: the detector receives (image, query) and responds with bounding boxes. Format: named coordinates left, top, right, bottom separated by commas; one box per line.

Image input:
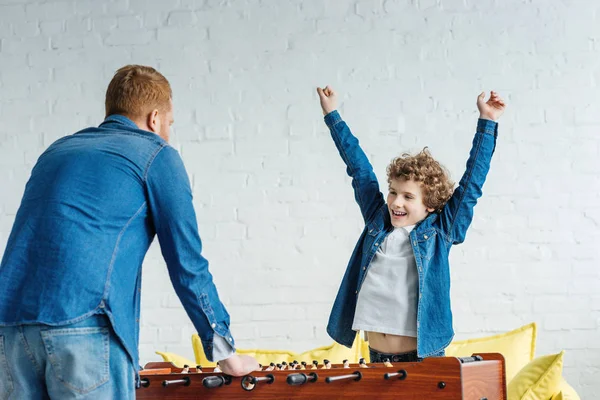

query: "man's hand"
left=477, top=91, right=506, bottom=122
left=218, top=354, right=259, bottom=377
left=316, top=85, right=338, bottom=116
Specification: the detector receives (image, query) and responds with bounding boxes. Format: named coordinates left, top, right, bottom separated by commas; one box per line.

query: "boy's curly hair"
left=386, top=148, right=454, bottom=212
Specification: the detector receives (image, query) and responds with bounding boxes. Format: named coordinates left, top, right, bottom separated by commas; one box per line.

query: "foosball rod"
left=325, top=371, right=362, bottom=383
left=384, top=369, right=408, bottom=380
left=162, top=376, right=190, bottom=387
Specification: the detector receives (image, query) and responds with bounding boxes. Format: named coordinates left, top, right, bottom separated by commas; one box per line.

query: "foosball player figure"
left=359, top=358, right=368, bottom=368
left=343, top=359, right=350, bottom=368
left=213, top=362, right=222, bottom=373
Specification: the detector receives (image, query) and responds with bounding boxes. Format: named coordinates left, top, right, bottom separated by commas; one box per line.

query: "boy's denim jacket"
left=324, top=111, right=498, bottom=357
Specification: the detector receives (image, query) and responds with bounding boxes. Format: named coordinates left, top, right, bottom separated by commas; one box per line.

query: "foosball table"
left=136, top=353, right=506, bottom=399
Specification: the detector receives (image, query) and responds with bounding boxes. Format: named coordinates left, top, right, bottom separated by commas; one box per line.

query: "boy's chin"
left=390, top=219, right=411, bottom=228
left=390, top=214, right=427, bottom=228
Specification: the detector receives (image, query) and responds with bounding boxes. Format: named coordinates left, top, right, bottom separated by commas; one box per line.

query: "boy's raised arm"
left=317, top=86, right=385, bottom=223
left=438, top=91, right=506, bottom=244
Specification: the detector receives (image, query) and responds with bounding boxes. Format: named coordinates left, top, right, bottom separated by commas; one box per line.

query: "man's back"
left=0, top=115, right=164, bottom=346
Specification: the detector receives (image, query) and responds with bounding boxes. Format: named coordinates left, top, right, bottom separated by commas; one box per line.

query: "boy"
left=316, top=86, right=505, bottom=362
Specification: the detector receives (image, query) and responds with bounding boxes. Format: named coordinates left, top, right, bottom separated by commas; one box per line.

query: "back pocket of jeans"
left=0, top=335, right=15, bottom=400
left=41, top=327, right=110, bottom=394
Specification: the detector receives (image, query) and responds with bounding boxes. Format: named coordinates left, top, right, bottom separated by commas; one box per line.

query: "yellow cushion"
left=191, top=333, right=368, bottom=367
left=445, top=322, right=536, bottom=382
left=507, top=351, right=564, bottom=400
left=154, top=351, right=196, bottom=368
left=551, top=377, right=581, bottom=400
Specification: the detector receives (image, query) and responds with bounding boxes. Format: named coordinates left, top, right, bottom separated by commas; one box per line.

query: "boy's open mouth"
left=391, top=210, right=407, bottom=217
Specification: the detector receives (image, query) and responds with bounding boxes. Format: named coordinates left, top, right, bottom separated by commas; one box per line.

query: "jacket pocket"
left=416, top=228, right=437, bottom=260
left=366, top=221, right=381, bottom=237
left=41, top=327, right=110, bottom=394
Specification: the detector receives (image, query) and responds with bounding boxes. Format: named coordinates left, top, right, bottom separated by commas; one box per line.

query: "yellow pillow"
left=551, top=377, right=581, bottom=400
left=507, top=351, right=564, bottom=400
left=295, top=339, right=364, bottom=364
left=154, top=351, right=196, bottom=368
left=192, top=333, right=367, bottom=367
left=445, top=322, right=536, bottom=382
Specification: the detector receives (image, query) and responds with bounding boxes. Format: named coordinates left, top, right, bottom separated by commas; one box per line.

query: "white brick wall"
left=1, top=0, right=598, bottom=396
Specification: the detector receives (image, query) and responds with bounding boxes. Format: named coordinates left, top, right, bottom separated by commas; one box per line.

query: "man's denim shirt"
left=324, top=111, right=498, bottom=358
left=0, top=115, right=234, bottom=370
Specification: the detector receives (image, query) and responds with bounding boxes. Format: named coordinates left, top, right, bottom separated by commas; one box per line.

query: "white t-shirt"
left=352, top=225, right=418, bottom=337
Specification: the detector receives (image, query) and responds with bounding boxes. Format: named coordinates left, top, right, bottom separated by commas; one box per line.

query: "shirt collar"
left=100, top=114, right=139, bottom=129
left=401, top=224, right=416, bottom=234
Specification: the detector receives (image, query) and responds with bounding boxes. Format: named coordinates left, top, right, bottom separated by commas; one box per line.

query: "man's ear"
left=427, top=207, right=435, bottom=213
left=146, top=109, right=160, bottom=133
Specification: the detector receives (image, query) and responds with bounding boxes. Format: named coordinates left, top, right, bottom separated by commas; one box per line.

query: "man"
left=0, top=65, right=258, bottom=399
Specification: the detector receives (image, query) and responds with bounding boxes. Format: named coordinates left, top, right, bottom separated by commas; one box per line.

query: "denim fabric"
left=0, top=115, right=234, bottom=372
left=324, top=111, right=498, bottom=357
left=0, top=314, right=134, bottom=399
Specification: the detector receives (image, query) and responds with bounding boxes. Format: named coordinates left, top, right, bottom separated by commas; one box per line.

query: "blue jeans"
left=0, top=314, right=135, bottom=399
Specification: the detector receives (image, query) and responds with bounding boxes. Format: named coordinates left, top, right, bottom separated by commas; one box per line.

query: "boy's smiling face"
left=387, top=178, right=434, bottom=228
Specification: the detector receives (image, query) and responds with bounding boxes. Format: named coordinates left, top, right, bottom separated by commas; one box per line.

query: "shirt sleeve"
left=145, top=145, right=236, bottom=361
